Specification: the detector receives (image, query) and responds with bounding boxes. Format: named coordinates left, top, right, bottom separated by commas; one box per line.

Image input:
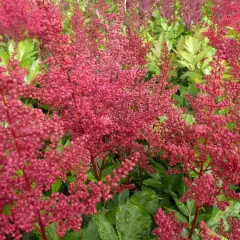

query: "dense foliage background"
left=0, top=0, right=239, bottom=239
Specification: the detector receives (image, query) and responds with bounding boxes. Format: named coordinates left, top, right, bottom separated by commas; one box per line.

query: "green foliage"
left=0, top=38, right=40, bottom=83
left=116, top=201, right=151, bottom=240
left=174, top=33, right=215, bottom=84
left=94, top=214, right=118, bottom=240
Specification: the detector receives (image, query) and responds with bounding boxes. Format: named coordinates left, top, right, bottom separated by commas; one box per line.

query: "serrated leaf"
left=82, top=219, right=101, bottom=240
left=118, top=190, right=130, bottom=204
left=186, top=200, right=196, bottom=217
left=26, top=59, right=40, bottom=83
left=177, top=60, right=190, bottom=68
left=46, top=223, right=60, bottom=240
left=8, top=40, right=15, bottom=58
left=94, top=214, right=118, bottom=240
left=152, top=33, right=164, bottom=59
left=116, top=202, right=151, bottom=240
left=176, top=35, right=185, bottom=51
left=202, top=58, right=213, bottom=70
left=64, top=231, right=82, bottom=240
left=207, top=201, right=240, bottom=231
left=178, top=50, right=193, bottom=63
left=130, top=190, right=159, bottom=215
left=164, top=207, right=188, bottom=223
left=163, top=174, right=182, bottom=193
left=173, top=198, right=189, bottom=216
left=184, top=37, right=201, bottom=55
left=105, top=206, right=118, bottom=225
left=194, top=50, right=207, bottom=64
left=0, top=48, right=9, bottom=66
left=142, top=178, right=163, bottom=189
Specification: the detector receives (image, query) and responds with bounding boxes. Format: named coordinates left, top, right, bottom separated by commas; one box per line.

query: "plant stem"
left=188, top=161, right=204, bottom=239
left=90, top=154, right=100, bottom=181
left=188, top=206, right=201, bottom=240
left=38, top=215, right=47, bottom=240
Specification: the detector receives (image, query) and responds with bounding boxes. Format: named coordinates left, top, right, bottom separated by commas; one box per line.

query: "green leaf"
left=94, top=214, right=118, bottom=240
left=129, top=190, right=159, bottom=215
left=164, top=207, right=188, bottom=223
left=207, top=201, right=240, bottom=231
left=105, top=206, right=118, bottom=225
left=184, top=37, right=201, bottom=55
left=173, top=198, right=189, bottom=216
left=178, top=51, right=193, bottom=63
left=142, top=178, right=163, bottom=189
left=8, top=40, right=15, bottom=58
left=194, top=50, right=207, bottom=64
left=186, top=200, right=196, bottom=217
left=81, top=219, right=101, bottom=240
left=202, top=58, right=213, bottom=70
left=176, top=36, right=185, bottom=51
left=152, top=33, right=165, bottom=59
left=0, top=48, right=9, bottom=66
left=26, top=59, right=40, bottom=83
left=177, top=60, right=190, bottom=69
left=188, top=85, right=199, bottom=96
left=17, top=39, right=35, bottom=62
left=116, top=202, right=151, bottom=240
left=183, top=114, right=195, bottom=126
left=2, top=204, right=11, bottom=215
left=16, top=169, right=23, bottom=177
left=163, top=174, right=182, bottom=193
left=118, top=190, right=130, bottom=204
left=64, top=231, right=82, bottom=240
left=46, top=223, right=60, bottom=240
left=87, top=171, right=97, bottom=182
left=51, top=179, right=62, bottom=193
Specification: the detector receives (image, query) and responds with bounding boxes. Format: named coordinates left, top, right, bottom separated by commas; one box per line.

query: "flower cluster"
left=152, top=209, right=187, bottom=240
left=0, top=0, right=178, bottom=239
left=159, top=0, right=176, bottom=20
left=180, top=0, right=203, bottom=29
left=152, top=1, right=240, bottom=238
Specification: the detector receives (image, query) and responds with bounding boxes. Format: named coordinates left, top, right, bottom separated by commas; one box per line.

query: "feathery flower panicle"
left=180, top=0, right=203, bottom=29
left=0, top=60, right=63, bottom=238
left=0, top=0, right=179, bottom=238
left=152, top=209, right=187, bottom=240
left=213, top=0, right=240, bottom=32
left=159, top=0, right=176, bottom=20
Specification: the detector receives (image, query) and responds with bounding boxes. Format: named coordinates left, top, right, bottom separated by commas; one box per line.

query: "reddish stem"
left=188, top=162, right=204, bottom=239
left=90, top=154, right=100, bottom=181
left=188, top=206, right=201, bottom=240
left=38, top=215, right=47, bottom=240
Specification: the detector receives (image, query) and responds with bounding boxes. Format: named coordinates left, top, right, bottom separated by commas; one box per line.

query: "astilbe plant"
left=152, top=1, right=240, bottom=239
left=153, top=50, right=240, bottom=240
left=0, top=0, right=179, bottom=239
left=180, top=0, right=203, bottom=29
left=1, top=0, right=240, bottom=239
left=0, top=60, right=62, bottom=239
